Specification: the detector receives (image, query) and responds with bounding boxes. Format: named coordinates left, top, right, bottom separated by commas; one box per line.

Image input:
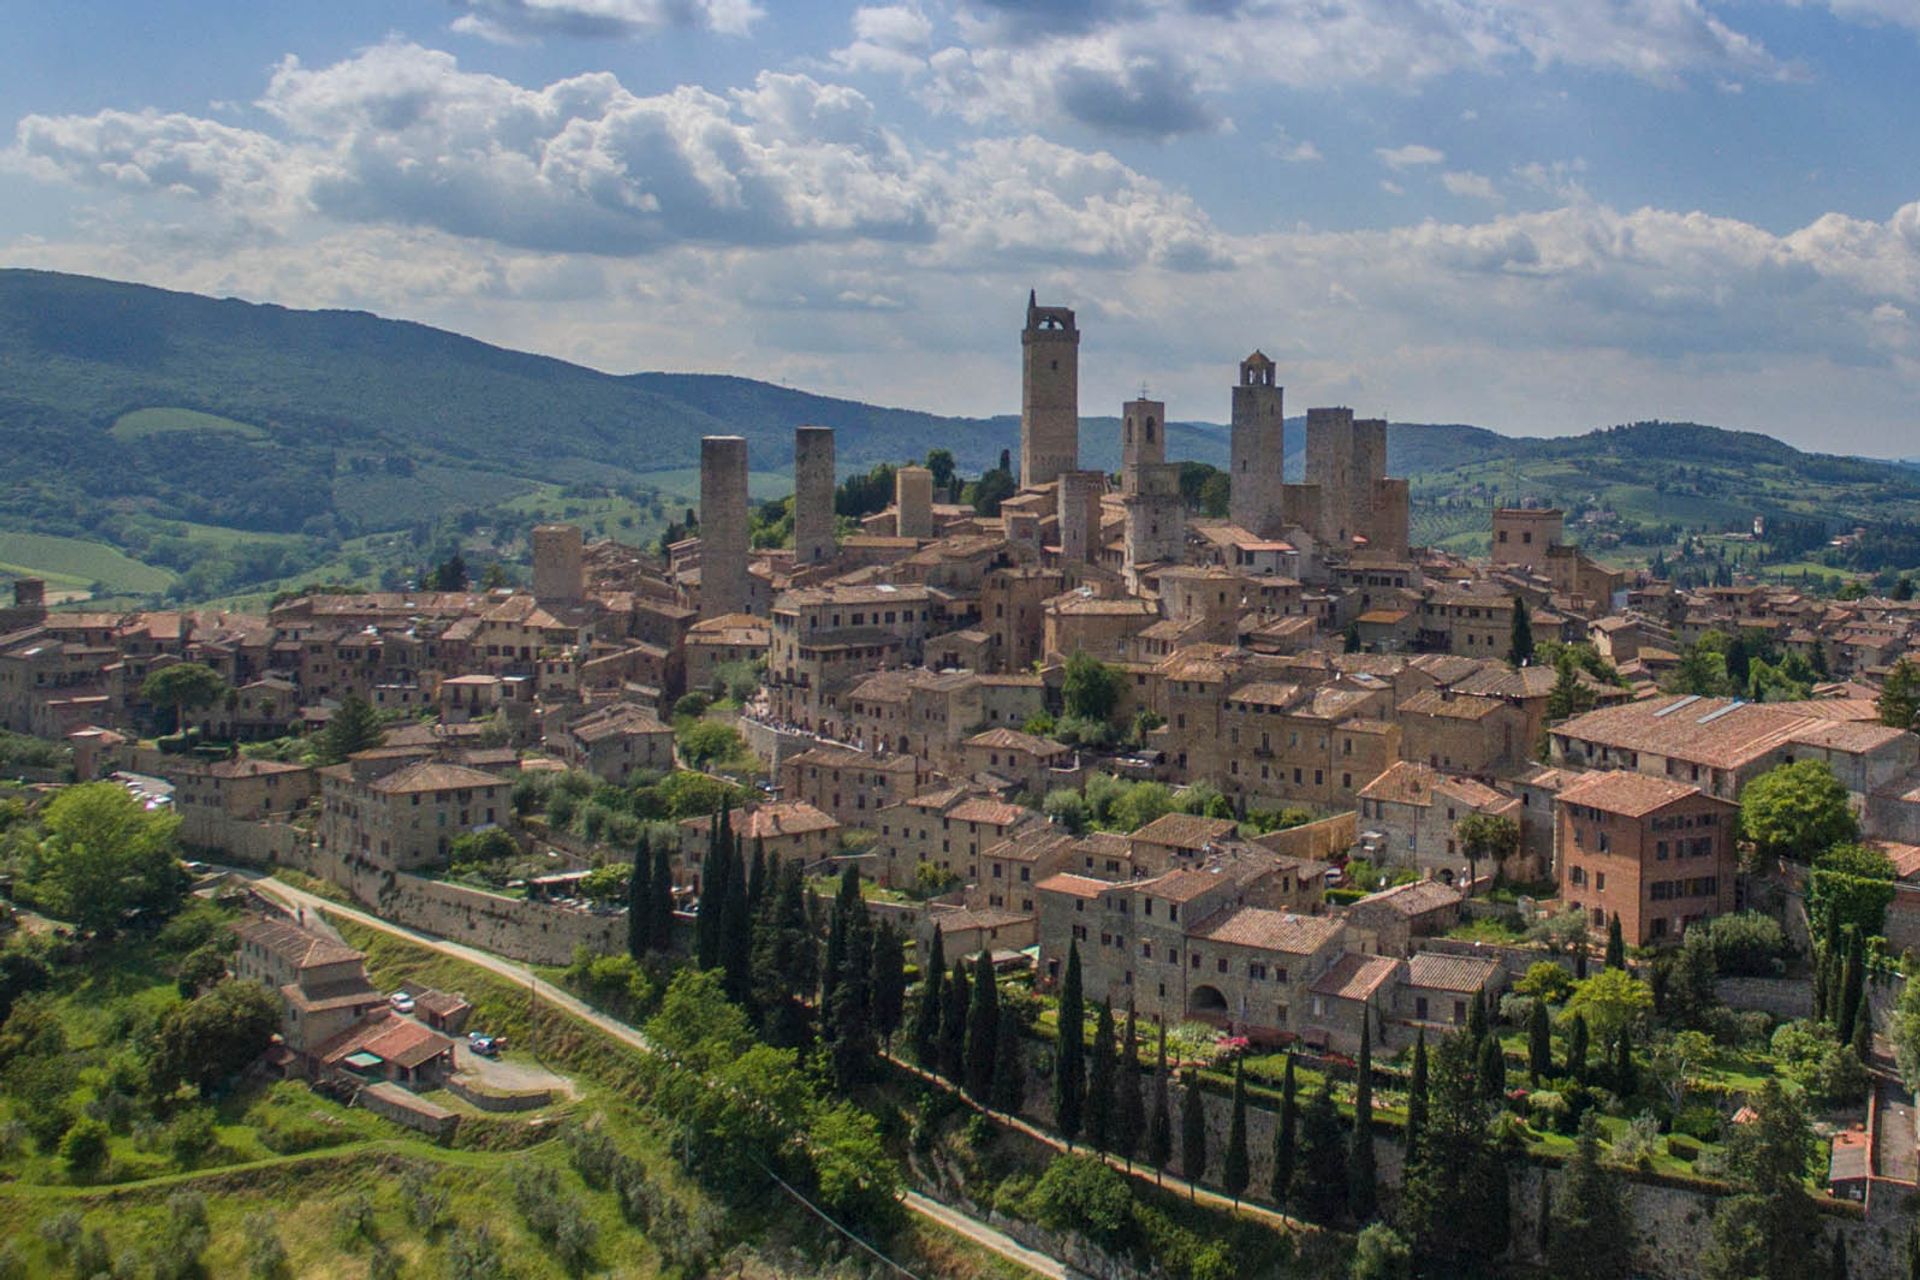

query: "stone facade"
left=698, top=435, right=750, bottom=618
left=1557, top=769, right=1739, bottom=945
left=1230, top=351, right=1287, bottom=538
left=531, top=523, right=585, bottom=605
left=1019, top=292, right=1080, bottom=488
left=792, top=425, right=837, bottom=567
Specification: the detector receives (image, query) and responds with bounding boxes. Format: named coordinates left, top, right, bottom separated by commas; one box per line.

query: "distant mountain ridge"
left=3, top=267, right=1916, bottom=584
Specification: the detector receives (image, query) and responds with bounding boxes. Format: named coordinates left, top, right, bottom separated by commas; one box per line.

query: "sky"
left=3, top=0, right=1918, bottom=455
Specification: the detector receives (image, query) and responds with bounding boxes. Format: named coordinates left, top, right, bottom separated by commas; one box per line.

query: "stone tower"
left=1121, top=396, right=1165, bottom=495
left=1230, top=351, right=1286, bottom=538
left=792, top=425, right=837, bottom=566
left=895, top=465, right=934, bottom=539
left=1057, top=470, right=1105, bottom=564
left=1020, top=290, right=1080, bottom=488
left=698, top=436, right=750, bottom=618
left=1304, top=410, right=1405, bottom=555
left=531, top=524, right=584, bottom=605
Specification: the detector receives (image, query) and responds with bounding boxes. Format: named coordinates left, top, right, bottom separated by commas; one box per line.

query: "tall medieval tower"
left=1019, top=291, right=1080, bottom=488
left=1229, top=351, right=1286, bottom=538
left=792, top=425, right=837, bottom=566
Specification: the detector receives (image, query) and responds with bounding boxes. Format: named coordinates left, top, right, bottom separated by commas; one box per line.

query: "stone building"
left=698, top=435, right=751, bottom=618
left=677, top=801, right=842, bottom=889
left=554, top=702, right=675, bottom=784
left=873, top=786, right=1035, bottom=888
left=231, top=915, right=388, bottom=1056
left=316, top=758, right=511, bottom=871
left=1355, top=760, right=1522, bottom=883
left=895, top=465, right=935, bottom=540
left=792, top=426, right=837, bottom=567
left=778, top=744, right=933, bottom=825
left=1229, top=351, right=1287, bottom=538
left=1491, top=508, right=1564, bottom=573
left=1020, top=291, right=1080, bottom=488
left=1556, top=769, right=1739, bottom=945
left=531, top=523, right=585, bottom=606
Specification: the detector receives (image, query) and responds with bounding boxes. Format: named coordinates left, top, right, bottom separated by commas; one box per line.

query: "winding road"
left=241, top=872, right=1071, bottom=1280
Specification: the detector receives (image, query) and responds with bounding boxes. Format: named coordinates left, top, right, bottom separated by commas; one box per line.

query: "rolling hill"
left=2, top=267, right=1916, bottom=603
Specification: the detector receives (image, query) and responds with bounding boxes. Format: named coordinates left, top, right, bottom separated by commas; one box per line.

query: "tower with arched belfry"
left=1019, top=290, right=1080, bottom=488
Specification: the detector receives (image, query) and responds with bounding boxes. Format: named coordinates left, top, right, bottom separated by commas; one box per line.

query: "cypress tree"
left=694, top=807, right=728, bottom=969
left=1086, top=999, right=1116, bottom=1152
left=965, top=950, right=999, bottom=1100
left=1545, top=1112, right=1635, bottom=1280
left=1612, top=1028, right=1634, bottom=1097
left=870, top=920, right=906, bottom=1051
left=1147, top=1021, right=1172, bottom=1182
left=1838, top=925, right=1866, bottom=1048
left=1054, top=943, right=1086, bottom=1145
left=1528, top=997, right=1552, bottom=1084
left=649, top=840, right=674, bottom=955
left=1566, top=1013, right=1589, bottom=1082
left=828, top=902, right=873, bottom=1090
left=941, top=958, right=970, bottom=1083
left=1467, top=990, right=1488, bottom=1044
left=1576, top=946, right=1589, bottom=981
left=1509, top=594, right=1535, bottom=667
left=1852, top=997, right=1873, bottom=1063
left=1223, top=1059, right=1250, bottom=1205
left=1478, top=1033, right=1507, bottom=1102
left=1905, top=1213, right=1920, bottom=1280
left=627, top=837, right=650, bottom=959
left=1404, top=1033, right=1428, bottom=1166
left=746, top=837, right=767, bottom=919
left=1829, top=1231, right=1848, bottom=1280
left=721, top=839, right=753, bottom=1007
left=1114, top=1001, right=1144, bottom=1166
left=1350, top=1032, right=1377, bottom=1221
left=913, top=928, right=944, bottom=1068
left=1605, top=914, right=1626, bottom=970
left=990, top=1003, right=1025, bottom=1113
left=1291, top=1077, right=1347, bottom=1223
left=1399, top=1029, right=1510, bottom=1275
left=1179, top=1069, right=1207, bottom=1197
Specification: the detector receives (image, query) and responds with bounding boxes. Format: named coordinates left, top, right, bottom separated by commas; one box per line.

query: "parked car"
left=468, top=1034, right=502, bottom=1057
left=389, top=992, right=415, bottom=1014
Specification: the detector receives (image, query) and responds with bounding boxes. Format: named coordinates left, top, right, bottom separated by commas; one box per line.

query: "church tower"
left=1019, top=291, right=1080, bottom=488
left=1230, top=351, right=1286, bottom=537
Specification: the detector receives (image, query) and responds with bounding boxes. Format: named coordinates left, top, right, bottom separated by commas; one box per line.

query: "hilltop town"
left=4, top=292, right=1920, bottom=1278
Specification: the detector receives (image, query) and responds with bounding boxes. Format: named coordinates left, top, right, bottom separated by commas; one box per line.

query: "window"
left=1217, top=957, right=1228, bottom=974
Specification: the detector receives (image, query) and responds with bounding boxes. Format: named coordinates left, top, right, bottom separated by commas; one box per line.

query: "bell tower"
left=1019, top=290, right=1080, bottom=488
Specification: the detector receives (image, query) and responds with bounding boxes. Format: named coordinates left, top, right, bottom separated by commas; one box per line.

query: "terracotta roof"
left=1308, top=952, right=1401, bottom=1001
left=233, top=916, right=362, bottom=970
left=1130, top=813, right=1239, bottom=849
left=686, top=801, right=840, bottom=841
left=1189, top=906, right=1342, bottom=954
left=1397, top=690, right=1506, bottom=721
left=1555, top=695, right=1890, bottom=771
left=966, top=728, right=1068, bottom=757
left=947, top=797, right=1030, bottom=827
left=1036, top=873, right=1108, bottom=900
left=367, top=761, right=507, bottom=795
left=1557, top=769, right=1711, bottom=818
left=1404, top=952, right=1502, bottom=993
left=1348, top=879, right=1463, bottom=918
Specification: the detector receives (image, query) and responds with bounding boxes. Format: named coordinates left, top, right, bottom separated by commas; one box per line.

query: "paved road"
left=242, top=872, right=1060, bottom=1279
left=1873, top=1074, right=1918, bottom=1184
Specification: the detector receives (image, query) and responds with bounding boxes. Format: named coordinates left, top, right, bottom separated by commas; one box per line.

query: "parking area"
left=451, top=1039, right=575, bottom=1097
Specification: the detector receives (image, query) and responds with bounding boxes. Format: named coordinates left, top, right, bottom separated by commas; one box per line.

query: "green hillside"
left=2, top=267, right=1915, bottom=607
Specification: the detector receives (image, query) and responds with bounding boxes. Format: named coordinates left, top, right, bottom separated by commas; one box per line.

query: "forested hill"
left=2, top=267, right=1916, bottom=603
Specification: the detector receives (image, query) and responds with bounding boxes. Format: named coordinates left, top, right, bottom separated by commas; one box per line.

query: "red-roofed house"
left=1556, top=769, right=1738, bottom=946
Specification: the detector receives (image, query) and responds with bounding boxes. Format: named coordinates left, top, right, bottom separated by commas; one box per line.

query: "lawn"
left=0, top=530, right=175, bottom=594
left=109, top=406, right=268, bottom=442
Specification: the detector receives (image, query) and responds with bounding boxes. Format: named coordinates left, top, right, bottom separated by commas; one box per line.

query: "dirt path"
left=241, top=871, right=1060, bottom=1279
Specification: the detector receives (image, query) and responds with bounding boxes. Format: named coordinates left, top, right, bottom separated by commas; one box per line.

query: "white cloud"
left=446, top=0, right=762, bottom=41
left=833, top=4, right=936, bottom=74
left=1377, top=144, right=1445, bottom=170
left=1442, top=170, right=1501, bottom=201
left=1265, top=127, right=1322, bottom=162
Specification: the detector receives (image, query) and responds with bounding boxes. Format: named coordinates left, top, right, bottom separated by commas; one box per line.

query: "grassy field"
left=109, top=406, right=268, bottom=442
left=639, top=466, right=795, bottom=504
left=0, top=530, right=174, bottom=594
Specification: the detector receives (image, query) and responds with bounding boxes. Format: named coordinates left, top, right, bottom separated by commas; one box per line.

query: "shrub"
left=1023, top=1154, right=1134, bottom=1249
left=1500, top=994, right=1538, bottom=1026
left=1610, top=1112, right=1661, bottom=1167
left=1673, top=1104, right=1723, bottom=1142
left=1515, top=961, right=1575, bottom=1005
left=1704, top=912, right=1789, bottom=976
left=59, top=1114, right=111, bottom=1178
left=1666, top=1134, right=1702, bottom=1162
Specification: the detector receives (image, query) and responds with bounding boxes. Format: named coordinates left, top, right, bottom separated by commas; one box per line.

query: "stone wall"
left=443, top=1075, right=554, bottom=1113
left=1251, top=810, right=1356, bottom=862
left=356, top=1081, right=459, bottom=1141
left=1715, top=976, right=1814, bottom=1020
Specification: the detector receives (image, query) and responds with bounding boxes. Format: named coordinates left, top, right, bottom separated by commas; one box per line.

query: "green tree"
left=1701, top=1080, right=1820, bottom=1280
left=1085, top=998, right=1115, bottom=1151
left=649, top=840, right=674, bottom=956
left=1546, top=1112, right=1636, bottom=1280
left=1273, top=1050, right=1300, bottom=1203
left=314, top=693, right=385, bottom=765
left=965, top=950, right=999, bottom=1100
left=1810, top=843, right=1898, bottom=941
left=809, top=1103, right=900, bottom=1225
left=1114, top=1001, right=1143, bottom=1165
left=677, top=720, right=742, bottom=769
left=1566, top=1012, right=1590, bottom=1082
left=141, top=663, right=229, bottom=733
left=1879, top=657, right=1920, bottom=730
left=28, top=781, right=184, bottom=932
left=1456, top=813, right=1518, bottom=896
left=1223, top=1058, right=1250, bottom=1204
left=1549, top=651, right=1600, bottom=720
left=1054, top=943, right=1086, bottom=1145
left=1605, top=913, right=1626, bottom=969
left=1528, top=997, right=1553, bottom=1083
left=941, top=958, right=969, bottom=1084
left=1399, top=1029, right=1510, bottom=1275
left=1344, top=621, right=1363, bottom=653
left=1350, top=1030, right=1377, bottom=1221
left=1666, top=640, right=1732, bottom=697
left=1062, top=652, right=1124, bottom=725
left=991, top=1003, right=1026, bottom=1113
left=1890, top=963, right=1920, bottom=1095
left=1291, top=1077, right=1347, bottom=1223
left=626, top=839, right=650, bottom=959
left=870, top=920, right=906, bottom=1050
left=913, top=927, right=945, bottom=1067
left=1351, top=1224, right=1413, bottom=1280
left=1740, top=759, right=1860, bottom=863
left=1563, top=968, right=1653, bottom=1049
left=1509, top=595, right=1535, bottom=666
left=1179, top=1069, right=1207, bottom=1195
left=1147, top=1020, right=1172, bottom=1180
left=924, top=448, right=956, bottom=491
left=150, top=978, right=280, bottom=1094
left=59, top=1115, right=110, bottom=1178
left=1478, top=1031, right=1507, bottom=1101
left=1403, top=1033, right=1428, bottom=1164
